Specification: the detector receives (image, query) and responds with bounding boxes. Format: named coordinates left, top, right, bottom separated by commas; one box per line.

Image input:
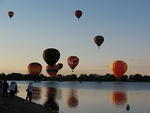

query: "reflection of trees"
left=32, top=87, right=41, bottom=100
left=44, top=87, right=59, bottom=112
left=111, top=91, right=127, bottom=106
left=67, top=89, right=78, bottom=108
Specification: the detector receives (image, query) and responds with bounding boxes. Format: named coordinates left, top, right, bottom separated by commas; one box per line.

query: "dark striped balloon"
left=46, top=65, right=59, bottom=77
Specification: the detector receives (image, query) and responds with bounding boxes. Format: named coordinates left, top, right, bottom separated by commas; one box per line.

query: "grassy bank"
left=0, top=95, right=55, bottom=113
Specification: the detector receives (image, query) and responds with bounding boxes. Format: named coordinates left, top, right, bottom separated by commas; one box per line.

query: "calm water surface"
left=12, top=81, right=150, bottom=113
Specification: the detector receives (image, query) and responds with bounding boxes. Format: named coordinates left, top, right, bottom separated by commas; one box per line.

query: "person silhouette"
left=14, top=81, right=18, bottom=95
left=0, top=80, right=3, bottom=95
left=2, top=80, right=9, bottom=97
left=26, top=82, right=33, bottom=102
left=9, top=81, right=16, bottom=99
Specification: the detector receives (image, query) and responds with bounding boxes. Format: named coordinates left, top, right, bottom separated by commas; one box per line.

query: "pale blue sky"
left=0, top=0, right=150, bottom=75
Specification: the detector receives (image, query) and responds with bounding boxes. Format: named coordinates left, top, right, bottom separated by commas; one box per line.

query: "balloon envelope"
left=46, top=65, right=59, bottom=77
left=8, top=11, right=14, bottom=18
left=67, top=56, right=79, bottom=71
left=57, top=63, right=63, bottom=70
left=28, top=62, right=42, bottom=75
left=110, top=60, right=127, bottom=78
left=43, top=48, right=60, bottom=66
left=75, top=10, right=82, bottom=19
left=94, top=35, right=104, bottom=47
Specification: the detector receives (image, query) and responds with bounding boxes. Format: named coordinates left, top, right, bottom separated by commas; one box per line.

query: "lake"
left=12, top=81, right=150, bottom=113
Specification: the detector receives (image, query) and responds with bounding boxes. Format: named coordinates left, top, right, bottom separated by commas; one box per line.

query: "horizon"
left=0, top=0, right=150, bottom=76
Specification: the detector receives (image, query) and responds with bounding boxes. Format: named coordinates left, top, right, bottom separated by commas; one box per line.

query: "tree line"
left=0, top=73, right=150, bottom=82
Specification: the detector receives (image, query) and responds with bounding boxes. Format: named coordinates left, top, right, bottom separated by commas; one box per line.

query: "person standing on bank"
left=26, top=82, right=33, bottom=102
left=0, top=80, right=3, bottom=95
left=14, top=81, right=18, bottom=95
left=2, top=80, right=9, bottom=97
left=9, top=81, right=16, bottom=99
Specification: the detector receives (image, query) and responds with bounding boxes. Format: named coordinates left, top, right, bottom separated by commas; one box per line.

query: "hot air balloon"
left=67, top=56, right=79, bottom=72
left=57, top=63, right=63, bottom=70
left=111, top=91, right=127, bottom=106
left=28, top=62, right=42, bottom=75
left=8, top=11, right=14, bottom=18
left=43, top=48, right=60, bottom=66
left=46, top=65, right=59, bottom=77
left=94, top=35, right=104, bottom=48
left=75, top=10, right=82, bottom=20
left=110, top=60, right=127, bottom=78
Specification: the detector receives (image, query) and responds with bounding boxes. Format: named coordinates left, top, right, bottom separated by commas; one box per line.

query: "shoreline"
left=0, top=95, right=55, bottom=113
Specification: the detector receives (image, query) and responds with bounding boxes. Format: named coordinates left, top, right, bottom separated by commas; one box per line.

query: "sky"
left=0, top=0, right=150, bottom=76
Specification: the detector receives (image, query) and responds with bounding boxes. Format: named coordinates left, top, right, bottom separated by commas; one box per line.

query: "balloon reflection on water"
left=32, top=87, right=41, bottom=100
left=44, top=87, right=59, bottom=112
left=111, top=91, right=127, bottom=106
left=67, top=89, right=78, bottom=108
